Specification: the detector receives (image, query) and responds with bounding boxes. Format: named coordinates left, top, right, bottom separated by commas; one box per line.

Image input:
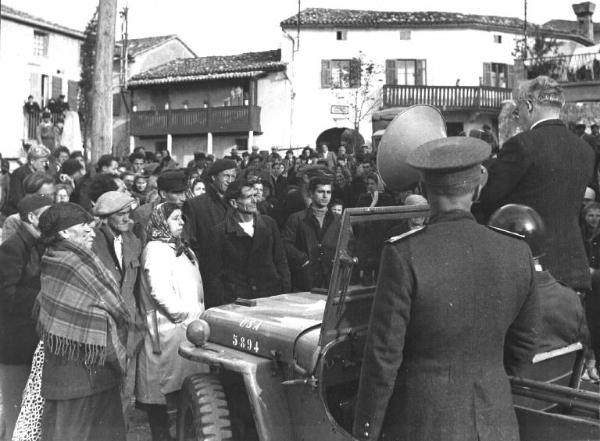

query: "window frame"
left=33, top=30, right=49, bottom=57
left=385, top=59, right=427, bottom=86
left=335, top=30, right=347, bottom=41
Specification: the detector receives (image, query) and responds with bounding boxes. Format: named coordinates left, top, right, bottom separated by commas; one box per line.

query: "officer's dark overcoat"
left=353, top=210, right=540, bottom=441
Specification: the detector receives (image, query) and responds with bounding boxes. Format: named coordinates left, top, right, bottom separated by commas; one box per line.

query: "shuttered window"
left=51, top=76, right=63, bottom=98
left=67, top=80, right=79, bottom=110
left=321, top=59, right=361, bottom=88
left=483, top=62, right=511, bottom=88
left=385, top=59, right=427, bottom=85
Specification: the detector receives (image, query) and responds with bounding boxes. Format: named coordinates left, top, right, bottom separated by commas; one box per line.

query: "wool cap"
left=60, top=158, right=84, bottom=176
left=407, top=137, right=491, bottom=191
left=157, top=169, right=187, bottom=192
left=39, top=202, right=94, bottom=239
left=208, top=158, right=237, bottom=176
left=28, top=145, right=51, bottom=159
left=18, top=194, right=53, bottom=219
left=93, top=191, right=136, bottom=216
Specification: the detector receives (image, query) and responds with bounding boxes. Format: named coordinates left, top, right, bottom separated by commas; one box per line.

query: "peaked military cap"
left=407, top=137, right=490, bottom=191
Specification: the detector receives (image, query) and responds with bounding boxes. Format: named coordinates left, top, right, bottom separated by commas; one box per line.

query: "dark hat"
left=39, top=202, right=93, bottom=239
left=18, top=194, right=53, bottom=219
left=60, top=158, right=84, bottom=176
left=407, top=137, right=491, bottom=190
left=157, top=169, right=187, bottom=193
left=208, top=158, right=237, bottom=176
left=93, top=191, right=136, bottom=216
left=42, top=110, right=51, bottom=118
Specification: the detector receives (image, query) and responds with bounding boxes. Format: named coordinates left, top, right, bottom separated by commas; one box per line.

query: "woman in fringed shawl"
left=136, top=202, right=205, bottom=441
left=35, top=203, right=131, bottom=441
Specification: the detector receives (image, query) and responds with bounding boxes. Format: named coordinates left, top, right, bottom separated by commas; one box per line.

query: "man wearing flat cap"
left=354, top=137, right=540, bottom=441
left=183, top=158, right=237, bottom=306
left=3, top=144, right=51, bottom=216
left=0, top=194, right=52, bottom=440
left=92, top=191, right=142, bottom=423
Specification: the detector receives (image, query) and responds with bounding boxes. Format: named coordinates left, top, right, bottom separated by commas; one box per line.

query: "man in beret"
left=183, top=158, right=237, bottom=304
left=92, top=191, right=142, bottom=423
left=131, top=168, right=188, bottom=245
left=353, top=137, right=540, bottom=441
left=3, top=144, right=51, bottom=216
left=0, top=194, right=51, bottom=439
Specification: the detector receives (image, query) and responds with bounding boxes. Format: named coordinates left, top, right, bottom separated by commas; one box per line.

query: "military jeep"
left=177, top=205, right=600, bottom=441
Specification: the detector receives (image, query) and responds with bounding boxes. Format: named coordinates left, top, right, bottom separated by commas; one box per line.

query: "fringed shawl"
left=35, top=239, right=130, bottom=374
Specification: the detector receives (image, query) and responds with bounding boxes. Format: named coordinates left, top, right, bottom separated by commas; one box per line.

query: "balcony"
left=24, top=111, right=64, bottom=140
left=522, top=50, right=600, bottom=102
left=130, top=105, right=261, bottom=137
left=382, top=85, right=513, bottom=112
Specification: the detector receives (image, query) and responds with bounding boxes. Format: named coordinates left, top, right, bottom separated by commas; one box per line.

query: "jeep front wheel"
left=177, top=374, right=234, bottom=441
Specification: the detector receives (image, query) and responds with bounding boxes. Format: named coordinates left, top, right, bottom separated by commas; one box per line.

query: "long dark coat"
left=182, top=183, right=229, bottom=285
left=479, top=119, right=595, bottom=291
left=0, top=224, right=43, bottom=364
left=205, top=213, right=291, bottom=306
left=282, top=207, right=341, bottom=291
left=353, top=210, right=540, bottom=441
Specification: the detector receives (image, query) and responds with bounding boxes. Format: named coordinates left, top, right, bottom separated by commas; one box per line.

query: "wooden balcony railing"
left=130, top=105, right=261, bottom=137
left=382, top=85, right=513, bottom=111
left=24, top=111, right=64, bottom=140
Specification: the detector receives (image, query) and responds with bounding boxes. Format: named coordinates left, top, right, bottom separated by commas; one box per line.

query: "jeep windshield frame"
left=318, top=204, right=430, bottom=349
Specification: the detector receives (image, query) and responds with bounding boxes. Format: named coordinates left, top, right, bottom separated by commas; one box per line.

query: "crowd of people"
left=0, top=74, right=599, bottom=441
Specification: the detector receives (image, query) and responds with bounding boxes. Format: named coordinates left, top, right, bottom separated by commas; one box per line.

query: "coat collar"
left=15, top=222, right=39, bottom=248
left=428, top=209, right=476, bottom=225
left=530, top=118, right=565, bottom=131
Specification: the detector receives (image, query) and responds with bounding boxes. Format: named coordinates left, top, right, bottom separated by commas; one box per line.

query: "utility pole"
left=90, top=0, right=117, bottom=163
left=523, top=0, right=528, bottom=60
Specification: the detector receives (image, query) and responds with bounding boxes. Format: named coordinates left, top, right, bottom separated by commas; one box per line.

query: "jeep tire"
left=177, top=374, right=234, bottom=441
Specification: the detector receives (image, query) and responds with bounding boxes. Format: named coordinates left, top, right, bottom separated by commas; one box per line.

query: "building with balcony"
left=279, top=7, right=594, bottom=149
left=0, top=4, right=84, bottom=159
left=127, top=49, right=289, bottom=163
left=112, top=34, right=196, bottom=155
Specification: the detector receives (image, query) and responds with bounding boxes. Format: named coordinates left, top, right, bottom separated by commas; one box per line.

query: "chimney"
left=572, top=2, right=596, bottom=41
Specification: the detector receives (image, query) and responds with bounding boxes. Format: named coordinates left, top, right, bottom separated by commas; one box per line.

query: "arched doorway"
left=316, top=128, right=365, bottom=154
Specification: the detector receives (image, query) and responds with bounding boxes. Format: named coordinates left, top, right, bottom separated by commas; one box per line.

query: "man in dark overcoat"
left=183, top=159, right=237, bottom=295
left=0, top=194, right=51, bottom=439
left=92, top=191, right=142, bottom=422
left=205, top=179, right=291, bottom=306
left=282, top=175, right=340, bottom=291
left=353, top=137, right=540, bottom=441
left=479, top=76, right=595, bottom=293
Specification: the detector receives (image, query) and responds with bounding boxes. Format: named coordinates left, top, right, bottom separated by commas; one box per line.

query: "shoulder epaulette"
left=386, top=226, right=426, bottom=243
left=486, top=225, right=525, bottom=240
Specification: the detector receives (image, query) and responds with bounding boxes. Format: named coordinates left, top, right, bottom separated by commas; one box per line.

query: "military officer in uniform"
left=353, top=137, right=540, bottom=441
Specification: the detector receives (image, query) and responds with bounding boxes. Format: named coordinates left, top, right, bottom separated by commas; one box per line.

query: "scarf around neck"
left=35, top=239, right=130, bottom=373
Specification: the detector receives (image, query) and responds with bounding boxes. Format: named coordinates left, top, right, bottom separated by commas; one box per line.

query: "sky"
left=4, top=0, right=589, bottom=56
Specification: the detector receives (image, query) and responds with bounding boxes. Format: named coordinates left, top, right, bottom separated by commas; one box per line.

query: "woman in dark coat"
left=36, top=203, right=131, bottom=441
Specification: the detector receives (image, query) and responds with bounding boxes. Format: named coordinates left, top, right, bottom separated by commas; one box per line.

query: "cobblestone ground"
left=127, top=408, right=153, bottom=441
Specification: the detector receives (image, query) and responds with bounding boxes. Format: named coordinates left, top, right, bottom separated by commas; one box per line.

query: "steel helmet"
left=488, top=204, right=546, bottom=258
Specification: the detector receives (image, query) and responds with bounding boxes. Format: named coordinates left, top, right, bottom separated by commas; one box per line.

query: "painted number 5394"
left=232, top=333, right=259, bottom=353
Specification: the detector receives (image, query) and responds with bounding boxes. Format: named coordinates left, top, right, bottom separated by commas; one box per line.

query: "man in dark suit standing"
left=353, top=137, right=540, bottom=441
left=479, top=76, right=595, bottom=293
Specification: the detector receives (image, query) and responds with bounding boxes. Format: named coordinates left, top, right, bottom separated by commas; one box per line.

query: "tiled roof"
left=543, top=19, right=600, bottom=35
left=115, top=35, right=196, bottom=58
left=280, top=8, right=594, bottom=44
left=1, top=4, right=84, bottom=39
left=129, top=49, right=285, bottom=87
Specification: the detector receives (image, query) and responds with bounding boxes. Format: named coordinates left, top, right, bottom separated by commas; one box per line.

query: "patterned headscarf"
left=147, top=202, right=196, bottom=262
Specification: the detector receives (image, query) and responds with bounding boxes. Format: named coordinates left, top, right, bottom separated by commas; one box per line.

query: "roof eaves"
left=1, top=7, right=84, bottom=40
left=129, top=70, right=268, bottom=87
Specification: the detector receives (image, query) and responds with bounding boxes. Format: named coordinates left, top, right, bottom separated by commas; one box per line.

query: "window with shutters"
left=51, top=76, right=62, bottom=98
left=33, top=31, right=49, bottom=57
left=482, top=62, right=510, bottom=88
left=321, top=59, right=361, bottom=88
left=385, top=59, right=427, bottom=85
